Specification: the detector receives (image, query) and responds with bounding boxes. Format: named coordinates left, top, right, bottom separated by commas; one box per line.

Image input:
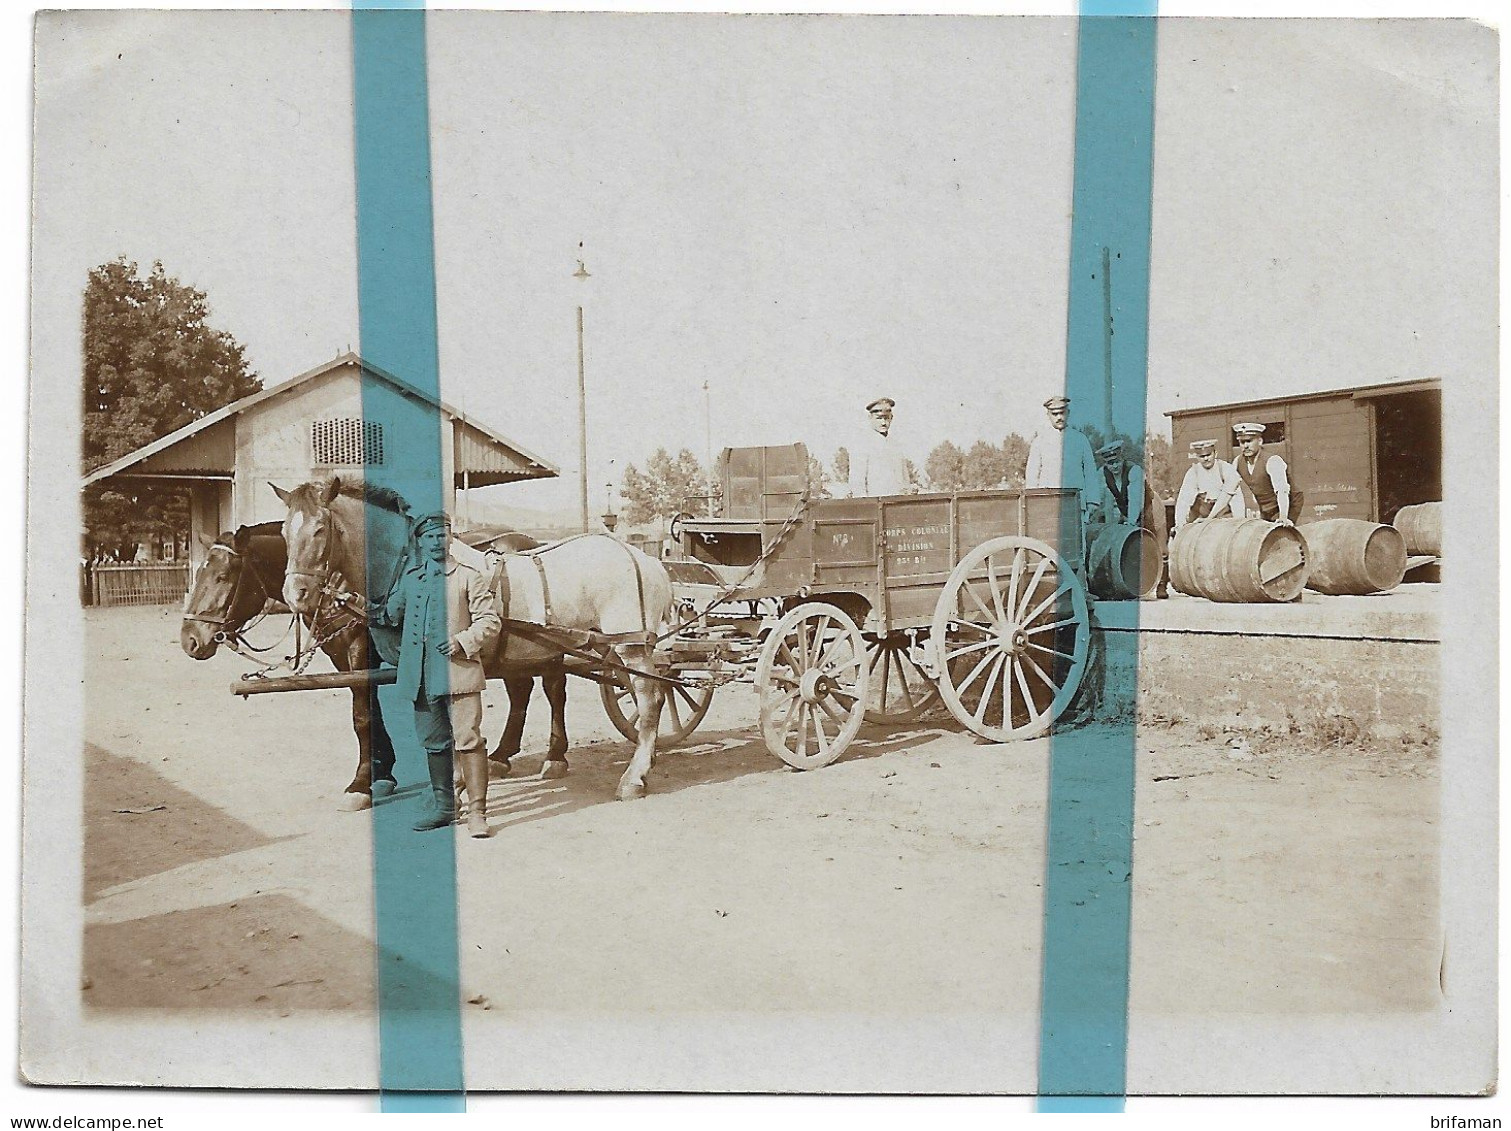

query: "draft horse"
left=277, top=477, right=676, bottom=801
left=181, top=518, right=569, bottom=809
left=180, top=521, right=399, bottom=810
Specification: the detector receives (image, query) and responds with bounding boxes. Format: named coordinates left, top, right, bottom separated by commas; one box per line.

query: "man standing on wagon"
left=1026, top=394, right=1103, bottom=521
left=847, top=395, right=912, bottom=497
left=379, top=511, right=501, bottom=837
left=1232, top=422, right=1304, bottom=527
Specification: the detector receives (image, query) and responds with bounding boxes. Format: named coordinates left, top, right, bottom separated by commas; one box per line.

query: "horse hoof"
left=488, top=759, right=513, bottom=780
left=371, top=779, right=396, bottom=800
left=615, top=782, right=646, bottom=802
left=539, top=760, right=569, bottom=781
left=467, top=812, right=490, bottom=838
left=338, top=792, right=372, bottom=813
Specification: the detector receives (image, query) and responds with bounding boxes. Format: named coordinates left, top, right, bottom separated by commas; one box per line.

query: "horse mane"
left=286, top=478, right=413, bottom=517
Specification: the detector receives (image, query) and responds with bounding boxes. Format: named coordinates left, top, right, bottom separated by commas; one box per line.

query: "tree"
left=831, top=446, right=850, bottom=489
left=924, top=440, right=967, bottom=491
left=962, top=440, right=1006, bottom=489
left=82, top=258, right=261, bottom=554
left=999, top=433, right=1030, bottom=486
left=1144, top=432, right=1177, bottom=501
left=806, top=455, right=831, bottom=500
left=620, top=448, right=711, bottom=524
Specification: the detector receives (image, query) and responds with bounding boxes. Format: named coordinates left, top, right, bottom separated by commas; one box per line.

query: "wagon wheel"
left=929, top=535, right=1090, bottom=743
left=756, top=602, right=871, bottom=770
left=599, top=670, right=715, bottom=749
left=863, top=631, right=941, bottom=724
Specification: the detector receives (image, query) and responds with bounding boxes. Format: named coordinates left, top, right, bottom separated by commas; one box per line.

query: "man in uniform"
left=847, top=395, right=912, bottom=497
left=1174, top=438, right=1244, bottom=530
left=1232, top=422, right=1303, bottom=526
left=1025, top=394, right=1102, bottom=521
left=378, top=511, right=500, bottom=836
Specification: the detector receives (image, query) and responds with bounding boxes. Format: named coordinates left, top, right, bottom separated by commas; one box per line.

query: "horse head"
left=275, top=478, right=350, bottom=617
left=180, top=526, right=281, bottom=659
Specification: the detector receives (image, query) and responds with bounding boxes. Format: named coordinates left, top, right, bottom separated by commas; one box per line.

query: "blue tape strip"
left=1038, top=11, right=1158, bottom=1111
left=351, top=5, right=466, bottom=1110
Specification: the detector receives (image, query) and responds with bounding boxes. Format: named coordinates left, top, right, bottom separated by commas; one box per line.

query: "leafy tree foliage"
left=921, top=433, right=1032, bottom=491
left=1143, top=432, right=1177, bottom=501
left=82, top=258, right=260, bottom=555
left=924, top=440, right=967, bottom=491
left=620, top=447, right=713, bottom=524
left=831, top=446, right=850, bottom=487
left=806, top=455, right=831, bottom=500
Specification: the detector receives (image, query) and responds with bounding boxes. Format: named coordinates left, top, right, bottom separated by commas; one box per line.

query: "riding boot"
left=458, top=749, right=490, bottom=839
left=412, top=752, right=457, bottom=832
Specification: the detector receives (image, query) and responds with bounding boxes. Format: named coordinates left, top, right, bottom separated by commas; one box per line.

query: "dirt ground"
left=81, top=605, right=1441, bottom=1026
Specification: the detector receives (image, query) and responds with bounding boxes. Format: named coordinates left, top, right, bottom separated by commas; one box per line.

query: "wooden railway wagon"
left=661, top=443, right=1099, bottom=769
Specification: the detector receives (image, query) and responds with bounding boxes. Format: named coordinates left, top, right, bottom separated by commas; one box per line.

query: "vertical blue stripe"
left=351, top=5, right=466, bottom=1111
left=1039, top=11, right=1158, bottom=1111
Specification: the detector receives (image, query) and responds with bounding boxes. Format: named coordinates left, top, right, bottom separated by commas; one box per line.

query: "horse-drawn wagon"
left=644, top=442, right=1157, bottom=769
left=189, top=444, right=1156, bottom=804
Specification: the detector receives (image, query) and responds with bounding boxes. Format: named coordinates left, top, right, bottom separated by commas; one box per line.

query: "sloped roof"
left=83, top=352, right=559, bottom=488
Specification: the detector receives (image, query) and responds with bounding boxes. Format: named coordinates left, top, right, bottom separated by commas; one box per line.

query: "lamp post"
left=575, top=253, right=591, bottom=533
left=602, top=461, right=618, bottom=534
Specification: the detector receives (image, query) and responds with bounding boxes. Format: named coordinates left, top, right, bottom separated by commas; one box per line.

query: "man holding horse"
left=377, top=511, right=500, bottom=836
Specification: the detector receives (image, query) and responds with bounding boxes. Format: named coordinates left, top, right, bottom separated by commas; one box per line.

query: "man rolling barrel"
left=1174, top=439, right=1243, bottom=530
left=1099, top=438, right=1168, bottom=599
left=1232, top=422, right=1303, bottom=527
left=375, top=511, right=500, bottom=837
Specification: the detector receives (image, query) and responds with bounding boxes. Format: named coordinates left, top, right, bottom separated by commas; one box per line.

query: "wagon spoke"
left=1001, top=653, right=1012, bottom=728
left=1024, top=615, right=1079, bottom=636
left=896, top=665, right=917, bottom=709
left=956, top=648, right=1000, bottom=696
left=664, top=689, right=683, bottom=731
left=963, top=578, right=996, bottom=625
left=824, top=655, right=865, bottom=677
left=1013, top=556, right=1051, bottom=623
left=818, top=697, right=849, bottom=728
left=945, top=638, right=996, bottom=664
left=809, top=616, right=832, bottom=667
left=973, top=656, right=1007, bottom=724
left=987, top=553, right=1007, bottom=624
left=777, top=641, right=803, bottom=674
left=811, top=707, right=831, bottom=758
left=1024, top=640, right=1078, bottom=662
left=795, top=703, right=810, bottom=761
left=1019, top=581, right=1074, bottom=630
left=777, top=694, right=800, bottom=741
left=878, top=646, right=893, bottom=707
left=1022, top=651, right=1061, bottom=692
left=1013, top=658, right=1043, bottom=726
left=1007, top=547, right=1024, bottom=624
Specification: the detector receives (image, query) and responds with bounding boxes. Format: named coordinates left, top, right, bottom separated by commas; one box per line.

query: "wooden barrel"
left=1392, top=502, right=1442, bottom=557
left=1087, top=523, right=1160, bottom=599
left=1169, top=518, right=1308, bottom=602
left=1301, top=519, right=1407, bottom=595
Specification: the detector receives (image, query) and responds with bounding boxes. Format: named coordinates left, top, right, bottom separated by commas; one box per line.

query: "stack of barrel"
left=1170, top=516, right=1411, bottom=601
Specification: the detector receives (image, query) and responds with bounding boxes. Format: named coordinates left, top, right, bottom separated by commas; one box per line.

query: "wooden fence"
left=85, top=562, right=191, bottom=608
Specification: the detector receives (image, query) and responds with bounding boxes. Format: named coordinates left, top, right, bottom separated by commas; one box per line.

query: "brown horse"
left=181, top=519, right=568, bottom=807
left=277, top=477, right=675, bottom=800
left=180, top=522, right=399, bottom=809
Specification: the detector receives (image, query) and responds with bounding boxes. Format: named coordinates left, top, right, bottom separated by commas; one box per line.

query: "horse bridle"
left=183, top=540, right=275, bottom=637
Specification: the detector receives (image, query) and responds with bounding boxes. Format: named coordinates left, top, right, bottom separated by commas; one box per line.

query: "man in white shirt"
left=1025, top=395, right=1102, bottom=520
left=1174, top=439, right=1243, bottom=529
left=847, top=396, right=912, bottom=497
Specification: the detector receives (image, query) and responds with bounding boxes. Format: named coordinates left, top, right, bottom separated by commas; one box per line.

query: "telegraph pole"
left=575, top=254, right=591, bottom=533
left=703, top=380, right=714, bottom=516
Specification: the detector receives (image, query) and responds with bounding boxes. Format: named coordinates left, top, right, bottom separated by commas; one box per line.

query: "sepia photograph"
left=18, top=3, right=1498, bottom=1104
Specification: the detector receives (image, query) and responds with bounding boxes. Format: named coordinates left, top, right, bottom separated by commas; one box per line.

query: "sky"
left=31, top=11, right=1498, bottom=516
